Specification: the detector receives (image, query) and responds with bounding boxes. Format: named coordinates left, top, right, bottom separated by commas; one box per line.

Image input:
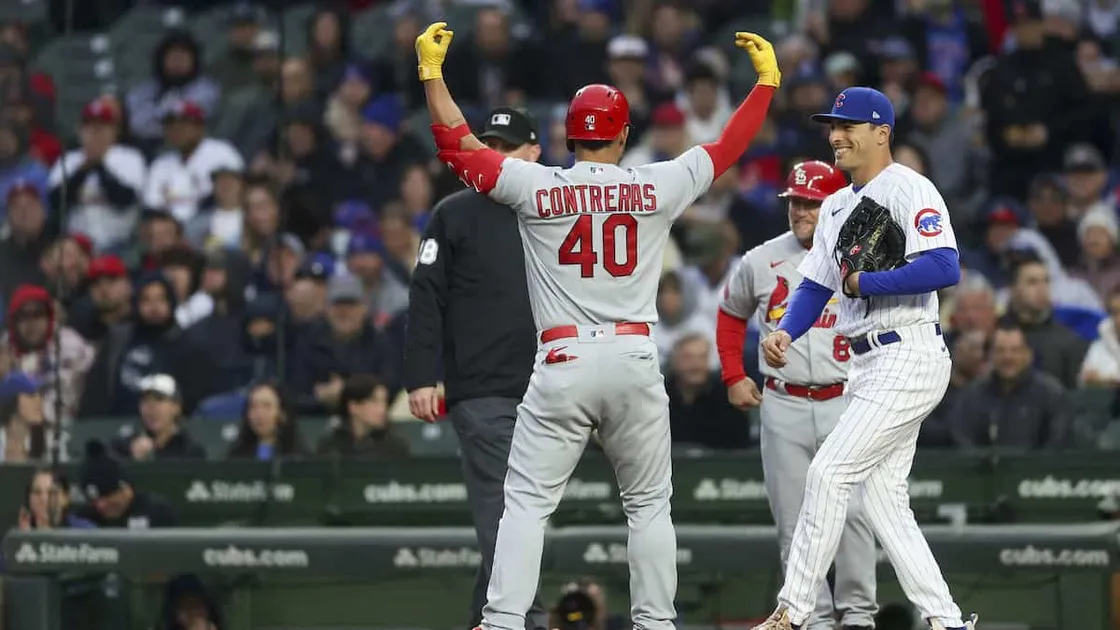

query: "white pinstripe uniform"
left=778, top=163, right=966, bottom=628
left=720, top=232, right=878, bottom=629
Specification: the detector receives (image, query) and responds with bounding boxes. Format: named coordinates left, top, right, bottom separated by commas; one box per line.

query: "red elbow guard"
left=431, top=123, right=471, bottom=151
left=716, top=309, right=749, bottom=388
left=438, top=148, right=505, bottom=195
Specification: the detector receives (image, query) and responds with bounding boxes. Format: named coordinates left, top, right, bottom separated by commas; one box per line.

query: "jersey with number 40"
left=489, top=147, right=715, bottom=330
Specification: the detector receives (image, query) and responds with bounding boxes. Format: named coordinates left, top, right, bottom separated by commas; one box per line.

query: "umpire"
left=404, top=106, right=547, bottom=630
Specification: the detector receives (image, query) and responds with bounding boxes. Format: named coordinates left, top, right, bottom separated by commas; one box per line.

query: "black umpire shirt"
left=404, top=188, right=536, bottom=406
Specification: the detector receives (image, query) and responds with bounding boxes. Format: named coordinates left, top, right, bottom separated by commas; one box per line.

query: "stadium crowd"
left=0, top=0, right=1118, bottom=466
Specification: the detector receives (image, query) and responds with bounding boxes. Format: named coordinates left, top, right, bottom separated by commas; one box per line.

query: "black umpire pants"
left=451, top=397, right=548, bottom=630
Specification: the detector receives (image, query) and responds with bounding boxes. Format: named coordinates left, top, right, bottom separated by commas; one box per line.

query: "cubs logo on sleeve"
left=914, top=208, right=943, bottom=237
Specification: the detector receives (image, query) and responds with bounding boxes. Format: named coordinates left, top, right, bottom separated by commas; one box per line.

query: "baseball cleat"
left=749, top=607, right=794, bottom=630
left=930, top=613, right=978, bottom=630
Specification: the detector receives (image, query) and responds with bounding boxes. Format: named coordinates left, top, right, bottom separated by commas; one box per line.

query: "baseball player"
left=717, top=160, right=878, bottom=630
left=754, top=87, right=977, bottom=630
left=414, top=21, right=778, bottom=630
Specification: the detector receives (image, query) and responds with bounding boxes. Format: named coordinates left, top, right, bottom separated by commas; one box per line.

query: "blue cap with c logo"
left=811, top=87, right=895, bottom=130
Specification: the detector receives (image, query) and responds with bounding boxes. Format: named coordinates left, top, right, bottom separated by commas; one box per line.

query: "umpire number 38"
left=558, top=215, right=638, bottom=278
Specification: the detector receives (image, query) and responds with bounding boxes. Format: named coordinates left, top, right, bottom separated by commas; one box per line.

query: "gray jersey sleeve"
left=720, top=250, right=759, bottom=320
left=637, top=146, right=716, bottom=221
left=491, top=157, right=551, bottom=215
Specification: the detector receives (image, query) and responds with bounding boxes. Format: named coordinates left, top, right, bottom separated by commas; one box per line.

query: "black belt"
left=848, top=323, right=942, bottom=356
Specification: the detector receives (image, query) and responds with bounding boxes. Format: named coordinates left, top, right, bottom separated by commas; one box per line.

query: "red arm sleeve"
left=438, top=148, right=506, bottom=195
left=716, top=309, right=749, bottom=388
left=702, top=85, right=776, bottom=179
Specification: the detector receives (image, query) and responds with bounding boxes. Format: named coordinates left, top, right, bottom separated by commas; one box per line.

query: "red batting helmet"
left=778, top=161, right=847, bottom=201
left=566, top=84, right=630, bottom=142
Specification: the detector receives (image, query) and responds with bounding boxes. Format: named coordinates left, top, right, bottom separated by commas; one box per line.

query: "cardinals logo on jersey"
left=765, top=276, right=791, bottom=322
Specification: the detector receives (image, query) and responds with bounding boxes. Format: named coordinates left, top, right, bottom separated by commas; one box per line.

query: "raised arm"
left=416, top=22, right=512, bottom=196
left=701, top=33, right=781, bottom=178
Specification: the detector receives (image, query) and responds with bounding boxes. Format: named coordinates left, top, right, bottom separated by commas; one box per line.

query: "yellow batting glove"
left=416, top=21, right=454, bottom=82
left=735, top=32, right=780, bottom=89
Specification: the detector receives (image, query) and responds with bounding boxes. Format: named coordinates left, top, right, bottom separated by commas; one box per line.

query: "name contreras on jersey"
left=534, top=183, right=658, bottom=217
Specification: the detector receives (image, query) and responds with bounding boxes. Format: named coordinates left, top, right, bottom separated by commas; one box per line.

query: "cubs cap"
left=478, top=107, right=539, bottom=146
left=811, top=87, right=895, bottom=130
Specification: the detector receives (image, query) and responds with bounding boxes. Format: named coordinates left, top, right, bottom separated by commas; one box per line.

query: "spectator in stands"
left=306, top=7, right=353, bottom=101
left=679, top=222, right=740, bottom=334
left=877, top=36, right=920, bottom=114
left=2, top=284, right=94, bottom=424
left=1081, top=287, right=1120, bottom=387
left=0, top=371, right=46, bottom=463
left=240, top=176, right=281, bottom=267
left=604, top=35, right=659, bottom=141
left=0, top=24, right=55, bottom=109
left=951, top=323, right=1071, bottom=449
left=552, top=589, right=598, bottom=630
left=48, top=97, right=146, bottom=252
left=899, top=0, right=988, bottom=105
left=892, top=142, right=930, bottom=177
left=960, top=201, right=1022, bottom=286
left=126, top=30, right=220, bottom=155
left=144, top=100, right=245, bottom=225
left=346, top=232, right=409, bottom=328
left=237, top=56, right=319, bottom=164
left=38, top=234, right=90, bottom=301
left=0, top=120, right=48, bottom=221
left=398, top=164, right=434, bottom=225
left=133, top=208, right=185, bottom=272
left=286, top=254, right=331, bottom=329
left=925, top=329, right=989, bottom=448
left=316, top=374, right=408, bottom=458
left=251, top=232, right=304, bottom=301
left=352, top=94, right=428, bottom=211
left=69, top=255, right=132, bottom=344
left=645, top=1, right=699, bottom=95
left=652, top=271, right=712, bottom=371
left=290, top=275, right=399, bottom=414
left=443, top=5, right=536, bottom=107
left=212, top=28, right=281, bottom=153
left=1063, top=143, right=1113, bottom=219
left=111, top=374, right=205, bottom=461
left=155, top=246, right=210, bottom=329
left=255, top=103, right=350, bottom=205
left=0, top=180, right=50, bottom=301
left=904, top=72, right=986, bottom=222
left=1000, top=257, right=1089, bottom=388
left=207, top=2, right=267, bottom=99
left=324, top=62, right=373, bottom=151
left=666, top=333, right=750, bottom=449
left=161, top=573, right=224, bottom=630
left=223, top=292, right=286, bottom=387
left=620, top=102, right=689, bottom=168
left=78, top=271, right=215, bottom=418
left=18, top=468, right=94, bottom=530
left=947, top=273, right=998, bottom=339
left=227, top=381, right=305, bottom=460
left=379, top=205, right=419, bottom=282
left=1025, top=173, right=1079, bottom=268
left=1073, top=209, right=1120, bottom=300
left=978, top=0, right=1092, bottom=199
left=75, top=439, right=178, bottom=528
left=679, top=60, right=730, bottom=145
left=558, top=577, right=628, bottom=630
left=186, top=166, right=244, bottom=249
left=2, top=83, right=60, bottom=168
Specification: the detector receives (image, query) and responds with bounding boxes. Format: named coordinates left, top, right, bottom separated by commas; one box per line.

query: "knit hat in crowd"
left=79, top=440, right=128, bottom=500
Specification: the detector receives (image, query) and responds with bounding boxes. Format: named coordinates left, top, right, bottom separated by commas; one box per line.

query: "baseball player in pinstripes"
left=753, top=87, right=978, bottom=630
left=415, top=21, right=778, bottom=630
left=717, top=160, right=878, bottom=630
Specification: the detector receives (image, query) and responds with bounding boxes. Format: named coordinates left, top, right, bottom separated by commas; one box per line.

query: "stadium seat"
left=0, top=0, right=48, bottom=26
left=280, top=3, right=317, bottom=56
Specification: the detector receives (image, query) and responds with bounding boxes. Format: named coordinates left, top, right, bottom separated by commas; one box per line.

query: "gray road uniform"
left=720, top=231, right=878, bottom=629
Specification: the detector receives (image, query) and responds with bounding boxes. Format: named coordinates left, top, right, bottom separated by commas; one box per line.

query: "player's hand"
left=843, top=270, right=862, bottom=297
left=735, top=32, right=780, bottom=89
left=761, top=330, right=792, bottom=368
left=727, top=378, right=763, bottom=409
left=415, top=21, right=454, bottom=82
left=409, top=386, right=443, bottom=423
